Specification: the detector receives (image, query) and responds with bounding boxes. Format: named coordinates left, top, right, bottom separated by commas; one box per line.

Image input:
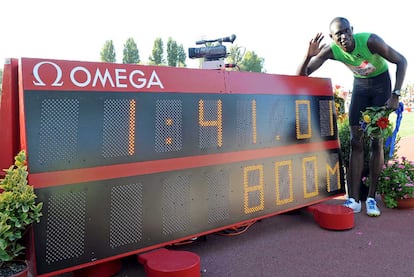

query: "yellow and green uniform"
left=331, top=33, right=388, bottom=78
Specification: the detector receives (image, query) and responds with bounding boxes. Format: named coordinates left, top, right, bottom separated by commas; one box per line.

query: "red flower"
left=376, top=117, right=389, bottom=129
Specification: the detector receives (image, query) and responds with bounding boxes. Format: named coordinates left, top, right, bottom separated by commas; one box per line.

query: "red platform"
left=307, top=203, right=354, bottom=230
left=137, top=248, right=200, bottom=277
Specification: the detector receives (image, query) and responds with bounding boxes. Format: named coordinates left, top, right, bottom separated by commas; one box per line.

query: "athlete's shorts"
left=348, top=71, right=391, bottom=126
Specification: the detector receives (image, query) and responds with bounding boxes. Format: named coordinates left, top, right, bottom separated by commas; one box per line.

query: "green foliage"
left=239, top=50, right=265, bottom=72
left=226, top=45, right=245, bottom=67
left=336, top=94, right=398, bottom=172
left=339, top=119, right=399, bottom=170
left=377, top=157, right=414, bottom=208
left=166, top=37, right=178, bottom=67
left=177, top=44, right=186, bottom=67
left=360, top=106, right=394, bottom=139
left=0, top=150, right=43, bottom=265
left=391, top=111, right=414, bottom=138
left=148, top=38, right=164, bottom=65
left=100, top=40, right=116, bottom=63
left=333, top=91, right=346, bottom=121
left=337, top=119, right=352, bottom=168
left=122, top=38, right=140, bottom=64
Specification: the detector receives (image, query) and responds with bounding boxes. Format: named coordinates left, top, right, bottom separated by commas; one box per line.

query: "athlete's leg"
left=348, top=125, right=364, bottom=201
left=368, top=137, right=384, bottom=198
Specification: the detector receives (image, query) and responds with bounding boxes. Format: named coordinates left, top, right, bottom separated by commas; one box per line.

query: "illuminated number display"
left=25, top=93, right=338, bottom=172
left=275, top=160, right=293, bottom=205
left=155, top=99, right=183, bottom=153
left=26, top=91, right=344, bottom=273
left=199, top=99, right=223, bottom=148
left=21, top=58, right=344, bottom=275
left=296, top=100, right=312, bottom=139
left=243, top=165, right=265, bottom=214
left=102, top=99, right=136, bottom=157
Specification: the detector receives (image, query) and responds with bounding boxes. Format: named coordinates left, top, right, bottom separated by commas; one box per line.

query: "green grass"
left=390, top=111, right=414, bottom=138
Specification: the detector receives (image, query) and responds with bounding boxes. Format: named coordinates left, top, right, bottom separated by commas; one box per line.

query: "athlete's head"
left=329, top=17, right=354, bottom=52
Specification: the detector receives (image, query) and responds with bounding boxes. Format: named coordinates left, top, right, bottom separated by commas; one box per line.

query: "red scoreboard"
left=15, top=58, right=345, bottom=275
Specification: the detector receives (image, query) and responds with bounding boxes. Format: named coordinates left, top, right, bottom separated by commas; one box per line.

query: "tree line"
left=100, top=37, right=265, bottom=72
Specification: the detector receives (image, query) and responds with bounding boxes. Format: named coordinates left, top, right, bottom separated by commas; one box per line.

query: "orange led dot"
left=165, top=137, right=172, bottom=145
left=166, top=118, right=173, bottom=126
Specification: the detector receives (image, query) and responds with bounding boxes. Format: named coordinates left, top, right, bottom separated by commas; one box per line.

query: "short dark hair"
left=329, top=17, right=350, bottom=28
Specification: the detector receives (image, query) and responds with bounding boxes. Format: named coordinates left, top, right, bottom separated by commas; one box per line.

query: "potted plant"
left=377, top=156, right=414, bottom=209
left=0, top=150, right=43, bottom=277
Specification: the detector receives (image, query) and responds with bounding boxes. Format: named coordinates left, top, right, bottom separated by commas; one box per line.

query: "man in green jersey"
left=297, top=17, right=407, bottom=216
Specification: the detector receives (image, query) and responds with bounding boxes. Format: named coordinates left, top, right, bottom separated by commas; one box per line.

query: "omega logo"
left=32, top=61, right=164, bottom=89
left=33, top=61, right=63, bottom=86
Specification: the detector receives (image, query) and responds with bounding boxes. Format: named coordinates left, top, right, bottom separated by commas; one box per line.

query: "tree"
left=122, top=37, right=140, bottom=64
left=148, top=37, right=164, bottom=65
left=239, top=51, right=265, bottom=72
left=226, top=45, right=245, bottom=67
left=177, top=44, right=186, bottom=67
left=100, top=40, right=116, bottom=63
left=166, top=37, right=178, bottom=67
left=166, top=38, right=186, bottom=67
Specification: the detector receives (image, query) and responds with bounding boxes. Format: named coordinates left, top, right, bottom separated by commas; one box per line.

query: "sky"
left=1, top=0, right=412, bottom=91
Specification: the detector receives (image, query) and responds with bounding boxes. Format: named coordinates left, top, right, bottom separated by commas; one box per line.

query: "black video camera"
left=188, top=34, right=236, bottom=61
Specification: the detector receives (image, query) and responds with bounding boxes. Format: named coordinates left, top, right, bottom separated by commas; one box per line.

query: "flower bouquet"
left=360, top=106, right=393, bottom=139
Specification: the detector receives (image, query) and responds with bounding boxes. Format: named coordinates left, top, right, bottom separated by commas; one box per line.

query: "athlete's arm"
left=297, top=33, right=333, bottom=76
left=367, top=34, right=407, bottom=91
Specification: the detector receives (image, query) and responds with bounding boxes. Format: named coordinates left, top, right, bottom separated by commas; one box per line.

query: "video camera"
left=188, top=34, right=236, bottom=61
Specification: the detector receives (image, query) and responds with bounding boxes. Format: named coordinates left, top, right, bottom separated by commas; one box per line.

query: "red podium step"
left=307, top=203, right=354, bottom=230
left=137, top=248, right=200, bottom=277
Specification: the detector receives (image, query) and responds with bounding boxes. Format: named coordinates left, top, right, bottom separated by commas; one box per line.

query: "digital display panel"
left=19, top=58, right=345, bottom=275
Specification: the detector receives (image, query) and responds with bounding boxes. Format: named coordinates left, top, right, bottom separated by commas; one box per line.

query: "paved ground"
left=108, top=135, right=414, bottom=277
left=115, top=196, right=414, bottom=277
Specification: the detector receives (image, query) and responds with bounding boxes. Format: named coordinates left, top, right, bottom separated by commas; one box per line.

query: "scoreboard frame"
left=11, top=58, right=345, bottom=276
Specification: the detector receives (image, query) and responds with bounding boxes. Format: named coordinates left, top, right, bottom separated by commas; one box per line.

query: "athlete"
left=297, top=17, right=407, bottom=216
